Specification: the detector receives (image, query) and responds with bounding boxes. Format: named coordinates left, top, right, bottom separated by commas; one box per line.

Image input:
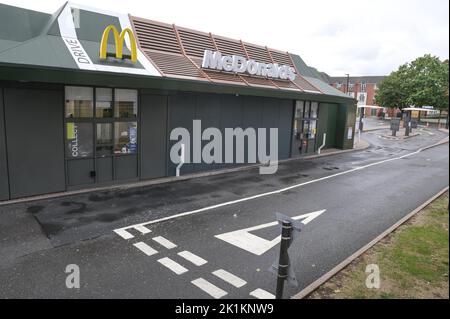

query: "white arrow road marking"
left=215, top=210, right=325, bottom=256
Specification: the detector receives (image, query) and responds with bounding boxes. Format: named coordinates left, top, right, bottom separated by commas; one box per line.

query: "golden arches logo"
left=99, top=25, right=137, bottom=63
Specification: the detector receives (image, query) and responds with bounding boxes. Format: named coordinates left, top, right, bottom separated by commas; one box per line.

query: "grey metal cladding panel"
left=219, top=94, right=242, bottom=169
left=277, top=99, right=294, bottom=160
left=116, top=155, right=138, bottom=180
left=0, top=88, right=9, bottom=200
left=305, top=76, right=349, bottom=98
left=194, top=94, right=221, bottom=172
left=0, top=36, right=71, bottom=69
left=75, top=9, right=121, bottom=44
left=4, top=88, right=65, bottom=198
left=96, top=157, right=113, bottom=183
left=140, top=94, right=168, bottom=179
left=0, top=4, right=51, bottom=42
left=67, top=159, right=95, bottom=186
left=167, top=93, right=196, bottom=176
left=261, top=98, right=278, bottom=160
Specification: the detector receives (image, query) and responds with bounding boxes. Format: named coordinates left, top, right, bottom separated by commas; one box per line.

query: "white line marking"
left=215, top=210, right=325, bottom=255
left=178, top=251, right=208, bottom=266
left=157, top=257, right=188, bottom=275
left=191, top=278, right=228, bottom=299
left=114, top=147, right=430, bottom=233
left=152, top=236, right=177, bottom=249
left=250, top=288, right=275, bottom=299
left=114, top=229, right=134, bottom=240
left=133, top=242, right=158, bottom=256
left=135, top=225, right=151, bottom=234
left=212, top=269, right=247, bottom=288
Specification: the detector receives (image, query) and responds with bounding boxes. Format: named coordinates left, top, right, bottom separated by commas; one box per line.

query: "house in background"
left=324, top=75, right=393, bottom=117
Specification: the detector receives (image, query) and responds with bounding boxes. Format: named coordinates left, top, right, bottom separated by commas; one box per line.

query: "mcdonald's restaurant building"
left=0, top=2, right=357, bottom=201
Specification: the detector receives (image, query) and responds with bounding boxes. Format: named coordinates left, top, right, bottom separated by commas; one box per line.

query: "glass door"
left=291, top=101, right=319, bottom=156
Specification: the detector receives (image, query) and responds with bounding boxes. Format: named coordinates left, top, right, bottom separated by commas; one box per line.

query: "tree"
left=407, top=55, right=449, bottom=126
left=375, top=55, right=449, bottom=126
left=375, top=63, right=410, bottom=111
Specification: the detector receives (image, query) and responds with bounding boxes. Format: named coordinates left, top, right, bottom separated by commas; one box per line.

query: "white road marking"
left=215, top=210, right=325, bottom=255
left=114, top=229, right=134, bottom=240
left=191, top=278, right=228, bottom=299
left=157, top=257, right=188, bottom=275
left=212, top=269, right=247, bottom=288
left=135, top=225, right=151, bottom=234
left=152, top=236, right=177, bottom=249
left=114, top=147, right=429, bottom=236
left=250, top=288, right=275, bottom=299
left=133, top=242, right=158, bottom=256
left=178, top=251, right=208, bottom=266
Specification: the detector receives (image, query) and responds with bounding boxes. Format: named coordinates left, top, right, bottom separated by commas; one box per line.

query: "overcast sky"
left=2, top=0, right=449, bottom=76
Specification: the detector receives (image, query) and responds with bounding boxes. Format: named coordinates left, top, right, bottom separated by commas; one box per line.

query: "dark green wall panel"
left=0, top=88, right=9, bottom=200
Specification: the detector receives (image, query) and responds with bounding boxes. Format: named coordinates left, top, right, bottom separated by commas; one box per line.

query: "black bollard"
left=275, top=220, right=292, bottom=299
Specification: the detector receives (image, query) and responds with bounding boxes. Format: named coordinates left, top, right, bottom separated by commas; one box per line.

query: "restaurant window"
left=96, top=123, right=113, bottom=156
left=115, top=89, right=138, bottom=118
left=65, top=86, right=93, bottom=118
left=310, top=102, right=319, bottom=118
left=114, top=122, right=138, bottom=154
left=96, top=88, right=113, bottom=118
left=66, top=122, right=93, bottom=158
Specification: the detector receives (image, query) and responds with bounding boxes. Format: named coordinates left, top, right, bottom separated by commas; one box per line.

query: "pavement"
left=0, top=128, right=448, bottom=299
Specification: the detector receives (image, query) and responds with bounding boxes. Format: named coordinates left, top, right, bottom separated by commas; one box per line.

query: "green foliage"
left=375, top=55, right=449, bottom=111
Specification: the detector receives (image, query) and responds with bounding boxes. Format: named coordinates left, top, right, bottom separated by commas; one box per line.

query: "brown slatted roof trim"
left=213, top=35, right=246, bottom=57
left=178, top=28, right=216, bottom=58
left=269, top=50, right=294, bottom=67
left=241, top=75, right=278, bottom=88
left=272, top=79, right=300, bottom=90
left=292, top=76, right=321, bottom=93
left=132, top=17, right=181, bottom=54
left=145, top=50, right=205, bottom=78
left=243, top=43, right=272, bottom=64
left=204, top=70, right=245, bottom=84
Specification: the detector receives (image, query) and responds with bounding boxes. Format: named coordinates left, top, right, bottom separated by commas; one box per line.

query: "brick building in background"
left=324, top=76, right=390, bottom=117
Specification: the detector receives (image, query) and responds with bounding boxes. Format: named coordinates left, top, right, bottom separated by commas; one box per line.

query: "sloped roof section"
left=0, top=2, right=354, bottom=101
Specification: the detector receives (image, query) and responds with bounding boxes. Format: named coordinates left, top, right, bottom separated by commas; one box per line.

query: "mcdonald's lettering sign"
left=99, top=25, right=137, bottom=63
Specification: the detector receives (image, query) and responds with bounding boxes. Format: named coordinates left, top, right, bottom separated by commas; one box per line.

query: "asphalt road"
left=0, top=128, right=448, bottom=299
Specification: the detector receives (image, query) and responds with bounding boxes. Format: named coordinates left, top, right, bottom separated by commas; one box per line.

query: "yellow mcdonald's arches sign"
left=99, top=25, right=137, bottom=63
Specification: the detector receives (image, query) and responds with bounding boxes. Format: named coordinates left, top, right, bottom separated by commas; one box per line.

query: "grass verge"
left=308, top=193, right=449, bottom=299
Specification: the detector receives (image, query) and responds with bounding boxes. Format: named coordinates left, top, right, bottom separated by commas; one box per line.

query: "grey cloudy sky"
left=2, top=0, right=449, bottom=76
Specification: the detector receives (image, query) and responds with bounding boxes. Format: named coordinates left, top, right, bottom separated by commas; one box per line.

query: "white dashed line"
left=212, top=269, right=247, bottom=288
left=152, top=236, right=177, bottom=249
left=250, top=288, right=275, bottom=299
left=114, top=229, right=134, bottom=240
left=157, top=257, right=188, bottom=275
left=178, top=251, right=208, bottom=266
left=191, top=278, right=228, bottom=299
left=135, top=225, right=151, bottom=234
left=133, top=242, right=158, bottom=256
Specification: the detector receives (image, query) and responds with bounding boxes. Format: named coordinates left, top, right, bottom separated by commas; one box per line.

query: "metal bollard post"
left=275, top=220, right=292, bottom=299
